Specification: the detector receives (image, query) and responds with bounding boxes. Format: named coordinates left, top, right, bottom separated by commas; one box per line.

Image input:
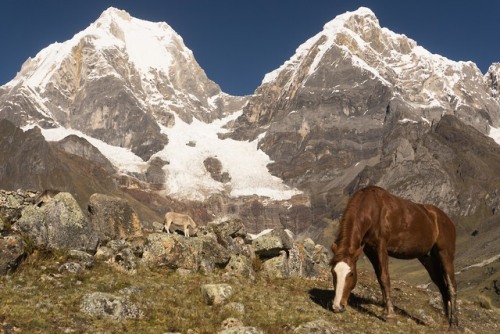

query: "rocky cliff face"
left=228, top=8, right=500, bottom=234
left=0, top=7, right=245, bottom=161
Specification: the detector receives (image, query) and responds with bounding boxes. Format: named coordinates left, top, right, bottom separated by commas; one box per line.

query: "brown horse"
left=330, top=186, right=458, bottom=327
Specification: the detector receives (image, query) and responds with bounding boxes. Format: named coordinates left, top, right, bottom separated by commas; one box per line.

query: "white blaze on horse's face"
left=333, top=261, right=351, bottom=312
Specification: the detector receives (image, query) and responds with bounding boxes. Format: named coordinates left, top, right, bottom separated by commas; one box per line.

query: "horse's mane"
left=331, top=188, right=369, bottom=264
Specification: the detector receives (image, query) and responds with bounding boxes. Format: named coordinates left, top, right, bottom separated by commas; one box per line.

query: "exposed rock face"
left=55, top=135, right=115, bottom=174
left=350, top=115, right=500, bottom=216
left=0, top=119, right=120, bottom=211
left=0, top=7, right=245, bottom=161
left=228, top=7, right=500, bottom=235
left=0, top=120, right=73, bottom=191
left=204, top=157, right=231, bottom=183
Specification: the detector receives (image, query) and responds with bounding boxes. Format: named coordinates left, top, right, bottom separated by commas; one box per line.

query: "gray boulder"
left=288, top=240, right=330, bottom=280
left=80, top=292, right=143, bottom=320
left=141, top=233, right=230, bottom=272
left=252, top=229, right=294, bottom=258
left=259, top=237, right=330, bottom=279
left=225, top=254, right=256, bottom=281
left=16, top=192, right=98, bottom=251
left=88, top=193, right=143, bottom=242
left=261, top=250, right=289, bottom=279
left=0, top=235, right=25, bottom=275
left=208, top=216, right=247, bottom=239
left=218, top=327, right=264, bottom=334
left=201, top=283, right=233, bottom=306
left=293, top=319, right=341, bottom=334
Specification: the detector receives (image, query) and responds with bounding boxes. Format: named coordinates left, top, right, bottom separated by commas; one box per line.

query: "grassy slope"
left=0, top=250, right=498, bottom=334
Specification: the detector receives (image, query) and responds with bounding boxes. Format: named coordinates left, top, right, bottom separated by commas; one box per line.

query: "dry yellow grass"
left=0, top=249, right=498, bottom=333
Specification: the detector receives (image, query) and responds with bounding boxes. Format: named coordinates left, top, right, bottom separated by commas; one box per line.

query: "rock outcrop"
left=16, top=192, right=98, bottom=251
left=0, top=189, right=331, bottom=281
left=140, top=218, right=330, bottom=280
left=88, top=193, right=143, bottom=242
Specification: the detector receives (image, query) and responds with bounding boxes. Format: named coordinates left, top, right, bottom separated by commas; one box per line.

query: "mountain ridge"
left=0, top=6, right=499, bottom=241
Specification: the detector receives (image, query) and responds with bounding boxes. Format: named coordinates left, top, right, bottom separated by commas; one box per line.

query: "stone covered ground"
left=0, top=190, right=499, bottom=333
left=1, top=250, right=499, bottom=334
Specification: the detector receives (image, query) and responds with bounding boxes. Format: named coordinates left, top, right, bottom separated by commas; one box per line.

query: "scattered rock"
left=0, top=189, right=38, bottom=227
left=225, top=254, right=256, bottom=281
left=80, top=292, right=143, bottom=320
left=218, top=326, right=264, bottom=334
left=67, top=249, right=95, bottom=269
left=58, top=262, right=84, bottom=274
left=201, top=283, right=233, bottom=306
left=221, top=317, right=244, bottom=329
left=221, top=302, right=246, bottom=317
left=208, top=216, right=247, bottom=239
left=252, top=229, right=294, bottom=258
left=293, top=319, right=342, bottom=333
left=0, top=235, right=25, bottom=275
left=261, top=250, right=289, bottom=279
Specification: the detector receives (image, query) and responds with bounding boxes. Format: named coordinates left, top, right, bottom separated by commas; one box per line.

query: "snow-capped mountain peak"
left=92, top=7, right=191, bottom=78
left=10, top=7, right=192, bottom=92
left=261, top=6, right=499, bottom=133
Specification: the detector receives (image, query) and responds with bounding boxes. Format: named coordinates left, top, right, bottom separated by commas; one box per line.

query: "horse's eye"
left=348, top=272, right=354, bottom=277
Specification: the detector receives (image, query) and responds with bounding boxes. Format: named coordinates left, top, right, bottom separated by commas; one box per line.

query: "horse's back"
left=346, top=186, right=450, bottom=257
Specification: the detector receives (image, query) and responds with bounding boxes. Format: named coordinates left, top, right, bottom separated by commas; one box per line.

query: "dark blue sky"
left=1, top=1, right=499, bottom=96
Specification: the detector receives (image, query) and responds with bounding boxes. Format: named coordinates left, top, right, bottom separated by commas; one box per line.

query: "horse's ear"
left=353, top=245, right=364, bottom=259
left=331, top=243, right=338, bottom=254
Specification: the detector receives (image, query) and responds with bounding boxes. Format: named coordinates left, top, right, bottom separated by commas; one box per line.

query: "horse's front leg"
left=379, top=250, right=395, bottom=320
left=365, top=245, right=395, bottom=321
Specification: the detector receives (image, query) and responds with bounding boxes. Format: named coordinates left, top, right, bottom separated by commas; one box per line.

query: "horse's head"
left=330, top=243, right=364, bottom=313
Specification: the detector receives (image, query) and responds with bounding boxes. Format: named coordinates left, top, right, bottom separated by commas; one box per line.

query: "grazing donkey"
left=164, top=212, right=198, bottom=237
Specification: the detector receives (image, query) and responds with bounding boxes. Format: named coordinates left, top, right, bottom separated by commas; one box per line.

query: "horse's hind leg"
left=418, top=250, right=456, bottom=326
left=437, top=248, right=458, bottom=327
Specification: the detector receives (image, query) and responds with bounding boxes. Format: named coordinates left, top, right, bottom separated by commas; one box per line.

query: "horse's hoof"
left=332, top=305, right=346, bottom=313
left=383, top=314, right=397, bottom=323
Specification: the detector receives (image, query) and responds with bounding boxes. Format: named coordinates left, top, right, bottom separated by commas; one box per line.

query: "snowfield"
left=489, top=125, right=500, bottom=145
left=27, top=111, right=301, bottom=202
left=153, top=112, right=301, bottom=201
